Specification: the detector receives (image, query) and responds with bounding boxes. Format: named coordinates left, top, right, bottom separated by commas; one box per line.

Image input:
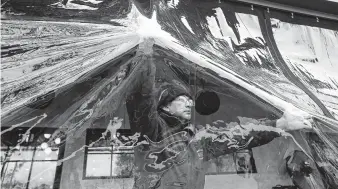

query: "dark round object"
left=195, top=90, right=220, bottom=115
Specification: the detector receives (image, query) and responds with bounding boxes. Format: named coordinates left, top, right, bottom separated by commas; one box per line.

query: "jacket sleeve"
left=195, top=123, right=284, bottom=158
left=125, top=57, right=158, bottom=140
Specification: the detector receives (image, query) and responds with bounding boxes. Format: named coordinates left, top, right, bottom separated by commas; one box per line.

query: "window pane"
left=1, top=162, right=13, bottom=185
left=34, top=148, right=59, bottom=160
left=28, top=162, right=57, bottom=189
left=0, top=162, right=3, bottom=176
left=206, top=154, right=236, bottom=174
left=1, top=162, right=31, bottom=189
left=9, top=147, right=34, bottom=161
left=217, top=154, right=237, bottom=173
left=1, top=148, right=8, bottom=162
left=86, top=154, right=111, bottom=177
left=235, top=151, right=255, bottom=174
left=112, top=153, right=134, bottom=177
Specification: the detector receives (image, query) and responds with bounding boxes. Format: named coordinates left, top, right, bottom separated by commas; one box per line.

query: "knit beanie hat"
left=156, top=82, right=192, bottom=110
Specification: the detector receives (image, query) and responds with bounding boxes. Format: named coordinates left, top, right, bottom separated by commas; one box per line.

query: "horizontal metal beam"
left=230, top=0, right=338, bottom=21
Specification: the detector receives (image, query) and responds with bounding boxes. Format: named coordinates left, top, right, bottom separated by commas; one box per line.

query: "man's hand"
left=276, top=107, right=313, bottom=131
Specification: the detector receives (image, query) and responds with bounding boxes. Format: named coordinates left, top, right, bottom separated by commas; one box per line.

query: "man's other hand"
left=276, top=107, right=313, bottom=131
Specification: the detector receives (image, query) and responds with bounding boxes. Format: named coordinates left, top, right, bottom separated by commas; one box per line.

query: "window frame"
left=205, top=149, right=257, bottom=175
left=0, top=127, right=65, bottom=189
left=83, top=129, right=134, bottom=180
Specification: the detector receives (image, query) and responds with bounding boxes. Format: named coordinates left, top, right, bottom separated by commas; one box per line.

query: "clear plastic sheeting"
left=1, top=0, right=338, bottom=189
left=270, top=18, right=338, bottom=119
left=156, top=2, right=325, bottom=115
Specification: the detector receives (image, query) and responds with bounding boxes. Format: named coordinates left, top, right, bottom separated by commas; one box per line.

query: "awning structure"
left=1, top=0, right=338, bottom=189
left=232, top=0, right=338, bottom=21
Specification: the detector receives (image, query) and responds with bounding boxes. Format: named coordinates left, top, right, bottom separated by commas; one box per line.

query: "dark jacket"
left=126, top=59, right=284, bottom=189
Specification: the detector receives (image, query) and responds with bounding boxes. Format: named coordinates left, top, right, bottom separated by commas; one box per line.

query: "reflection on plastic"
left=1, top=0, right=338, bottom=189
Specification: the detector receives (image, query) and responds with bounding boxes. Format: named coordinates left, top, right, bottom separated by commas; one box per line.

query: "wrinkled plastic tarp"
left=1, top=0, right=338, bottom=189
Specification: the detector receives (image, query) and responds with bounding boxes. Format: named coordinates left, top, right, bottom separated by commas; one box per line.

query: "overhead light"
left=25, top=134, right=30, bottom=142
left=41, top=142, right=48, bottom=149
left=44, top=134, right=51, bottom=139
left=55, top=138, right=61, bottom=144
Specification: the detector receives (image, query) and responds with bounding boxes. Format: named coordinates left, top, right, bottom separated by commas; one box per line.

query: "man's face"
left=162, top=95, right=194, bottom=120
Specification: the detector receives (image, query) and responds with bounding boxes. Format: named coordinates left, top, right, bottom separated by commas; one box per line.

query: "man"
left=125, top=59, right=313, bottom=189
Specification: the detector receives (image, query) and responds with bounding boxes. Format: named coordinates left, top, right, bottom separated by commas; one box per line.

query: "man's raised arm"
left=194, top=123, right=284, bottom=158
left=194, top=107, right=313, bottom=158
left=125, top=55, right=157, bottom=139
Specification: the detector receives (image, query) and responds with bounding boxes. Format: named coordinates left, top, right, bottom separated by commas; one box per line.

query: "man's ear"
left=161, top=106, right=170, bottom=113
left=161, top=106, right=170, bottom=112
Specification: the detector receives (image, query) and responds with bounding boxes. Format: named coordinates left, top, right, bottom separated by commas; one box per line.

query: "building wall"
left=58, top=100, right=298, bottom=189
left=59, top=131, right=301, bottom=189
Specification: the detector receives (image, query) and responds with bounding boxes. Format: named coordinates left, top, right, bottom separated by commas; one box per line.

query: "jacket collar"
left=158, top=110, right=195, bottom=138
left=158, top=109, right=189, bottom=128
